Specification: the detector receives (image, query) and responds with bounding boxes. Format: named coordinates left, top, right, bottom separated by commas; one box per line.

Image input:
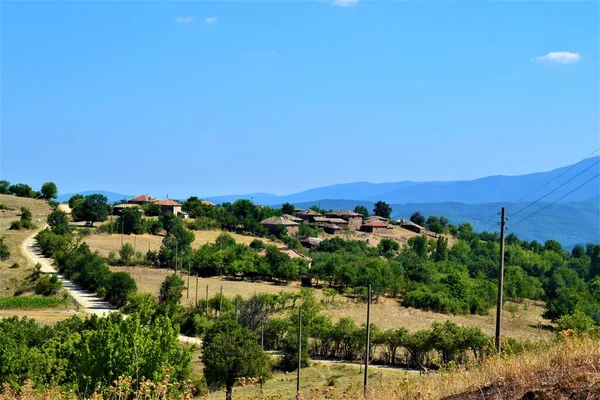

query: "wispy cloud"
left=175, top=16, right=194, bottom=25
left=203, top=16, right=217, bottom=25
left=332, top=0, right=359, bottom=7
left=534, top=52, right=581, bottom=64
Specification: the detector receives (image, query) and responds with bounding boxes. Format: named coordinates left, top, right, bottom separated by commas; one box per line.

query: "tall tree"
left=72, top=194, right=108, bottom=225
left=354, top=205, right=370, bottom=218
left=158, top=274, right=186, bottom=306
left=373, top=201, right=392, bottom=219
left=434, top=236, right=449, bottom=262
left=47, top=209, right=71, bottom=235
left=281, top=202, right=296, bottom=215
left=410, top=212, right=426, bottom=227
left=0, top=180, right=10, bottom=195
left=202, top=320, right=270, bottom=400
left=40, top=182, right=58, bottom=200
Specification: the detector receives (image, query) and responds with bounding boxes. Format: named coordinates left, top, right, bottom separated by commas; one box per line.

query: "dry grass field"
left=334, top=225, right=457, bottom=248
left=109, top=267, right=316, bottom=305
left=322, top=297, right=552, bottom=341
left=0, top=194, right=51, bottom=297
left=85, top=230, right=282, bottom=257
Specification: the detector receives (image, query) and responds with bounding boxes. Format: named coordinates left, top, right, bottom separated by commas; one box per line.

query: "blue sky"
left=1, top=1, right=598, bottom=198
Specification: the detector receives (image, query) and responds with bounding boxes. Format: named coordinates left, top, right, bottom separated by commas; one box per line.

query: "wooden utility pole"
left=495, top=207, right=506, bottom=352
left=260, top=318, right=265, bottom=392
left=205, top=285, right=209, bottom=315
left=364, top=284, right=371, bottom=397
left=297, top=305, right=302, bottom=396
left=195, top=275, right=199, bottom=307
left=187, top=262, right=191, bottom=298
left=219, top=285, right=223, bottom=316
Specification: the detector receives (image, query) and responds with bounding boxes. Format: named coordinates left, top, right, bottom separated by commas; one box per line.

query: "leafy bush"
left=0, top=237, right=10, bottom=261
left=35, top=275, right=62, bottom=296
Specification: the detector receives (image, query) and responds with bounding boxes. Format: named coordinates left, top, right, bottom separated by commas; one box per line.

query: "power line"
left=511, top=173, right=600, bottom=227
left=507, top=148, right=599, bottom=210
left=510, top=159, right=599, bottom=218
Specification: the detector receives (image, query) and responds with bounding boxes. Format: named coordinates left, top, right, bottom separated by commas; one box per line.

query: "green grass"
left=0, top=296, right=64, bottom=309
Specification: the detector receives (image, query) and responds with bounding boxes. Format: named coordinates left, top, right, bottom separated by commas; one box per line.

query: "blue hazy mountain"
left=205, top=156, right=599, bottom=206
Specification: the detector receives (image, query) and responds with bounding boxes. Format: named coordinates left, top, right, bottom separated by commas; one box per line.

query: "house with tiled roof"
left=257, top=248, right=312, bottom=268
left=360, top=221, right=389, bottom=233
left=128, top=194, right=157, bottom=205
left=313, top=216, right=349, bottom=229
left=156, top=199, right=182, bottom=215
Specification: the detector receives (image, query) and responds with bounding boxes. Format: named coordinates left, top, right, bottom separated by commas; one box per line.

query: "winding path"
left=21, top=229, right=201, bottom=345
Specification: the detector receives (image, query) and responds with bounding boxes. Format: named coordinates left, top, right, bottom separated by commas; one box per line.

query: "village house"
left=260, top=216, right=300, bottom=235
left=128, top=194, right=157, bottom=205
left=301, top=237, right=323, bottom=249
left=282, top=214, right=303, bottom=223
left=313, top=216, right=349, bottom=229
left=399, top=219, right=426, bottom=234
left=317, top=222, right=343, bottom=234
left=365, top=215, right=389, bottom=223
left=326, top=210, right=363, bottom=230
left=156, top=199, right=182, bottom=215
left=257, top=248, right=313, bottom=269
left=296, top=209, right=322, bottom=223
left=361, top=221, right=389, bottom=233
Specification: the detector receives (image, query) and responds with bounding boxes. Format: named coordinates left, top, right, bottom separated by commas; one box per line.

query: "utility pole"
left=195, top=275, right=199, bottom=307
left=260, top=317, right=265, bottom=392
left=364, top=284, right=371, bottom=397
left=120, top=215, right=124, bottom=246
left=134, top=235, right=137, bottom=253
left=297, top=305, right=302, bottom=396
left=205, top=285, right=209, bottom=315
left=495, top=207, right=506, bottom=353
left=219, top=285, right=223, bottom=316
left=187, top=261, right=191, bottom=298
left=174, top=244, right=178, bottom=275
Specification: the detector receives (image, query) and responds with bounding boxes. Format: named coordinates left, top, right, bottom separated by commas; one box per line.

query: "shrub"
left=0, top=237, right=10, bottom=261
left=187, top=217, right=220, bottom=231
left=9, top=221, right=22, bottom=230
left=35, top=275, right=62, bottom=296
left=119, top=243, right=135, bottom=265
left=9, top=262, right=19, bottom=269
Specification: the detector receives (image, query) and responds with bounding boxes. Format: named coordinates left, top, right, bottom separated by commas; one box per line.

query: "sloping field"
left=0, top=194, right=51, bottom=297
left=84, top=230, right=282, bottom=257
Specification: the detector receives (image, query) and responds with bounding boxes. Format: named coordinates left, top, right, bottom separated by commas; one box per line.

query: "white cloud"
left=175, top=16, right=194, bottom=25
left=203, top=16, right=217, bottom=24
left=332, top=0, right=359, bottom=7
left=534, top=52, right=581, bottom=64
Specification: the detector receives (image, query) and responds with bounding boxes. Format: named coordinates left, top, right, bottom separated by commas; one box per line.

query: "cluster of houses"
left=260, top=208, right=397, bottom=236
left=112, top=194, right=215, bottom=217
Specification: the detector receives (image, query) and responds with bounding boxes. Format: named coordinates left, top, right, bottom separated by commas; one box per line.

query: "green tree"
left=373, top=201, right=392, bottom=219
left=556, top=310, right=596, bottom=335
left=40, top=182, right=58, bottom=200
left=354, top=205, right=370, bottom=218
left=410, top=212, right=426, bottom=227
left=8, top=183, right=34, bottom=198
left=159, top=274, right=186, bottom=306
left=118, top=207, right=144, bottom=234
left=434, top=236, right=449, bottom=262
left=378, top=238, right=399, bottom=257
left=571, top=245, right=585, bottom=259
left=20, top=207, right=32, bottom=223
left=202, top=320, right=270, bottom=400
left=426, top=216, right=443, bottom=233
left=408, top=235, right=429, bottom=258
left=104, top=272, right=137, bottom=307
left=47, top=209, right=71, bottom=235
left=589, top=244, right=600, bottom=279
left=281, top=202, right=296, bottom=215
left=0, top=238, right=10, bottom=261
left=74, top=194, right=109, bottom=225
left=0, top=180, right=10, bottom=194
left=119, top=243, right=135, bottom=265
left=143, top=202, right=161, bottom=216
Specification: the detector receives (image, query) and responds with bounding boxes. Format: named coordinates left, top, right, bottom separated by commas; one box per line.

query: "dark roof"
left=261, top=216, right=300, bottom=226
left=399, top=220, right=425, bottom=230
left=298, top=209, right=322, bottom=216
left=156, top=199, right=182, bottom=206
left=327, top=210, right=362, bottom=217
left=365, top=215, right=389, bottom=222
left=313, top=216, right=348, bottom=224
left=316, top=222, right=342, bottom=230
left=283, top=214, right=303, bottom=222
left=257, top=248, right=312, bottom=262
left=362, top=221, right=389, bottom=228
left=301, top=237, right=323, bottom=246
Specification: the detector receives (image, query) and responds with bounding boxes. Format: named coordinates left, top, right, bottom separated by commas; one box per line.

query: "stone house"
left=296, top=209, right=322, bottom=223
left=261, top=216, right=300, bottom=236
left=326, top=210, right=363, bottom=230
left=313, top=216, right=349, bottom=229
left=360, top=221, right=389, bottom=233
left=399, top=219, right=426, bottom=234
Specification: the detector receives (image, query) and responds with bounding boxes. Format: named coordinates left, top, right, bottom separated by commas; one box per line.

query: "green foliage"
left=0, top=180, right=10, bottom=194
left=47, top=209, right=71, bottom=235
left=281, top=202, right=296, bottom=215
left=159, top=274, right=186, bottom=307
left=373, top=200, right=392, bottom=219
left=556, top=310, right=597, bottom=335
left=410, top=211, right=426, bottom=227
left=297, top=222, right=322, bottom=238
left=354, top=205, right=370, bottom=218
left=434, top=236, right=449, bottom=262
left=117, top=207, right=145, bottom=234
left=202, top=319, right=270, bottom=399
left=0, top=296, right=63, bottom=309
left=8, top=183, right=35, bottom=198
left=408, top=235, right=429, bottom=258
left=72, top=194, right=109, bottom=225
left=378, top=238, right=400, bottom=257
left=0, top=237, right=10, bottom=261
left=40, top=182, right=58, bottom=200
left=143, top=202, right=162, bottom=216
left=119, top=243, right=135, bottom=265
left=35, top=274, right=62, bottom=296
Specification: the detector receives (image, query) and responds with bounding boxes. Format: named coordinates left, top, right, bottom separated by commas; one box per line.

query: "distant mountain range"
left=205, top=156, right=599, bottom=205
left=57, top=157, right=600, bottom=247
left=57, top=191, right=133, bottom=204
